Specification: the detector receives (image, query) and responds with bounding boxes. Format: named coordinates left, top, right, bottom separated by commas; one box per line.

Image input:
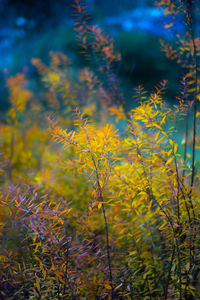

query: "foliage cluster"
left=0, top=0, right=200, bottom=299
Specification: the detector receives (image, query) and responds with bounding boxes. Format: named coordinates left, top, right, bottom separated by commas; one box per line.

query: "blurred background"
left=0, top=0, right=199, bottom=112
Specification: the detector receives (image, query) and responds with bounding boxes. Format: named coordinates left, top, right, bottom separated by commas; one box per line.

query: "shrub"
left=0, top=0, right=199, bottom=299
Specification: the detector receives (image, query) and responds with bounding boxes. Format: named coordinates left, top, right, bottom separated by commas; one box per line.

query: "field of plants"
left=0, top=0, right=200, bottom=299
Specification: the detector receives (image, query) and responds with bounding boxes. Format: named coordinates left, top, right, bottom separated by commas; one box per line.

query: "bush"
left=0, top=0, right=200, bottom=299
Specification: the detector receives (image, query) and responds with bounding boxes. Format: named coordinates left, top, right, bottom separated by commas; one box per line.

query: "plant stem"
left=82, top=123, right=114, bottom=299
left=183, top=111, right=189, bottom=178
left=184, top=0, right=198, bottom=197
left=8, top=130, right=14, bottom=182
left=164, top=245, right=175, bottom=300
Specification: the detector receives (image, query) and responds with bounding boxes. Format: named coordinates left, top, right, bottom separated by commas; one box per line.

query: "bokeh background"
left=0, top=0, right=199, bottom=112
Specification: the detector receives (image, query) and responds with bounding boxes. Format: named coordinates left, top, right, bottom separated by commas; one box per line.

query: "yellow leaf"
left=35, top=277, right=40, bottom=292
left=155, top=131, right=160, bottom=141
left=186, top=262, right=190, bottom=271
left=129, top=251, right=137, bottom=256
left=174, top=143, right=178, bottom=154
left=42, top=268, right=46, bottom=279
left=166, top=156, right=174, bottom=165
left=169, top=139, right=174, bottom=147
left=161, top=130, right=169, bottom=138
left=153, top=124, right=162, bottom=131
left=105, top=282, right=112, bottom=290
left=98, top=202, right=102, bottom=209
left=167, top=149, right=172, bottom=156
left=157, top=136, right=165, bottom=144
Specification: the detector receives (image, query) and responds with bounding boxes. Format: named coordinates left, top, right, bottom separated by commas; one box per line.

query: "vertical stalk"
left=184, top=0, right=198, bottom=197
left=94, top=175, right=114, bottom=299
left=164, top=245, right=175, bottom=300
left=176, top=238, right=182, bottom=300
left=8, top=130, right=14, bottom=182
left=82, top=124, right=114, bottom=299
left=185, top=6, right=198, bottom=289
left=101, top=197, right=114, bottom=298
left=183, top=110, right=189, bottom=178
left=190, top=35, right=198, bottom=196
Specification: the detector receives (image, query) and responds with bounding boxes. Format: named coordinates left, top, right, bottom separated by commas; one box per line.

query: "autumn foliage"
left=0, top=0, right=200, bottom=299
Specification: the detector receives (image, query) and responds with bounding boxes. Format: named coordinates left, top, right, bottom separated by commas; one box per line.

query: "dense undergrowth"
left=0, top=0, right=200, bottom=299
